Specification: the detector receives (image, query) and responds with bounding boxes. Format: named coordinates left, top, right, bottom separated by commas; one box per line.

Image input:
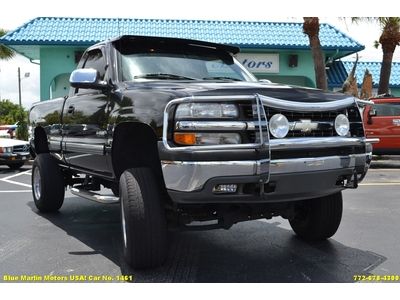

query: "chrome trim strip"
left=356, top=99, right=375, bottom=106
left=247, top=120, right=334, bottom=131
left=258, top=94, right=356, bottom=112
left=175, top=121, right=247, bottom=131
left=270, top=137, right=368, bottom=150
left=63, top=142, right=104, bottom=155
left=49, top=140, right=62, bottom=152
left=270, top=154, right=366, bottom=174
left=365, top=138, right=380, bottom=144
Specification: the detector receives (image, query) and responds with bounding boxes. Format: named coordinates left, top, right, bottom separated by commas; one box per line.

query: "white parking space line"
left=0, top=169, right=32, bottom=189
left=369, top=169, right=400, bottom=172
left=359, top=182, right=400, bottom=186
left=2, top=169, right=32, bottom=181
left=0, top=190, right=31, bottom=193
left=0, top=178, right=31, bottom=188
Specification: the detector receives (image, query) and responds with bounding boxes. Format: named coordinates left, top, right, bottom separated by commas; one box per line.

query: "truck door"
left=364, top=100, right=400, bottom=153
left=62, top=48, right=112, bottom=177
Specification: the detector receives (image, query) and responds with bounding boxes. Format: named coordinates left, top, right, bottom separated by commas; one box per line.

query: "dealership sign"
left=236, top=53, right=279, bottom=73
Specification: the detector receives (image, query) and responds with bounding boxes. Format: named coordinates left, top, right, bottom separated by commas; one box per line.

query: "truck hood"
left=0, top=138, right=29, bottom=147
left=117, top=81, right=355, bottom=133
left=122, top=81, right=351, bottom=103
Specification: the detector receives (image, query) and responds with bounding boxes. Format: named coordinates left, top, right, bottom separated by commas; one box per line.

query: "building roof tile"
left=0, top=16, right=364, bottom=51
left=328, top=61, right=400, bottom=88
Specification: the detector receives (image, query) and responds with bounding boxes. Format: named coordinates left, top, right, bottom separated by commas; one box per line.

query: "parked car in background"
left=0, top=123, right=18, bottom=139
left=363, top=97, right=400, bottom=155
left=0, top=138, right=31, bottom=169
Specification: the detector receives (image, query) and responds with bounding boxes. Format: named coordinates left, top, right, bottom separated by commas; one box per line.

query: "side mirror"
left=367, top=108, right=376, bottom=124
left=69, top=68, right=108, bottom=90
left=369, top=109, right=377, bottom=117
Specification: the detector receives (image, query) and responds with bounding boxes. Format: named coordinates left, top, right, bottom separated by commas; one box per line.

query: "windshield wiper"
left=134, top=73, right=196, bottom=80
left=202, top=76, right=241, bottom=81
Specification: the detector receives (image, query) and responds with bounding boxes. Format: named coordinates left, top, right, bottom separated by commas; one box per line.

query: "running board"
left=70, top=187, right=120, bottom=204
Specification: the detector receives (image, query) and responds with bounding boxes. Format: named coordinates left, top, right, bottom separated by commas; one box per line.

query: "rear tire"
left=119, top=167, right=168, bottom=269
left=31, top=153, right=65, bottom=212
left=289, top=192, right=343, bottom=241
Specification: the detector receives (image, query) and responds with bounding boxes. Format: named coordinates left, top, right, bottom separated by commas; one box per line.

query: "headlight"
left=0, top=147, right=12, bottom=153
left=175, top=103, right=238, bottom=119
left=334, top=114, right=350, bottom=136
left=174, top=132, right=241, bottom=145
left=269, top=114, right=289, bottom=138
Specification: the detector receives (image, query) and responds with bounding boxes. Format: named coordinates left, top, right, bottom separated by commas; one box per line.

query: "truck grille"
left=240, top=104, right=364, bottom=140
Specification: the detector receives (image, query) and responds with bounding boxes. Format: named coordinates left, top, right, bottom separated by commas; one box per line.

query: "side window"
left=70, top=48, right=107, bottom=95
left=374, top=103, right=400, bottom=116
left=83, top=49, right=107, bottom=80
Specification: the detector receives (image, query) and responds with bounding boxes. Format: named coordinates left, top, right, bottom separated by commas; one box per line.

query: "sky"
left=0, top=0, right=399, bottom=109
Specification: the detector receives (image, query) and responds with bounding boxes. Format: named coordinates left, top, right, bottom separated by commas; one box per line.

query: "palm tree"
left=352, top=17, right=400, bottom=95
left=0, top=28, right=14, bottom=60
left=303, top=17, right=328, bottom=90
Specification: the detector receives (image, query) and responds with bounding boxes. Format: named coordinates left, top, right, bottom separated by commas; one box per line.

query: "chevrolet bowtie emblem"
left=293, top=120, right=318, bottom=133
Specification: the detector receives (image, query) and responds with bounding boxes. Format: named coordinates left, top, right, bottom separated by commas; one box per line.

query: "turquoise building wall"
left=40, top=46, right=86, bottom=100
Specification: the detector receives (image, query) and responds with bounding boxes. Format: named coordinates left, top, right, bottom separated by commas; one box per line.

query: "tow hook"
left=345, top=171, right=358, bottom=189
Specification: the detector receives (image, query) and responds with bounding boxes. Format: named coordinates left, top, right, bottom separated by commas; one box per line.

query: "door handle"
left=67, top=105, right=75, bottom=114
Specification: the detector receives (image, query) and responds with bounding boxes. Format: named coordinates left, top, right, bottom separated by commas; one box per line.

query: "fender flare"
left=111, top=122, right=165, bottom=186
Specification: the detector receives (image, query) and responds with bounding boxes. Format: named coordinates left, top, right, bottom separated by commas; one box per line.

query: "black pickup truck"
left=29, top=35, right=375, bottom=269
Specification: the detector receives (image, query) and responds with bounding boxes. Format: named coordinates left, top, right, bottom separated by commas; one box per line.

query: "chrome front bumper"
left=161, top=137, right=376, bottom=203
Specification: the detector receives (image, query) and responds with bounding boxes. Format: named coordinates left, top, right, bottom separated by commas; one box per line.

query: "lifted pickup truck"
left=29, top=35, right=375, bottom=269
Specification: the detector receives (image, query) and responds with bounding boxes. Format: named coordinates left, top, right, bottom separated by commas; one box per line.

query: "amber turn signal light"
left=173, top=132, right=196, bottom=145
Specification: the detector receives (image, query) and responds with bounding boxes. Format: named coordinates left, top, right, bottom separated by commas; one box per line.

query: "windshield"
left=117, top=47, right=256, bottom=82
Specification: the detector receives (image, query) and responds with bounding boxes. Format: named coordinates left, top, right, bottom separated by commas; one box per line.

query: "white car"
left=0, top=138, right=31, bottom=170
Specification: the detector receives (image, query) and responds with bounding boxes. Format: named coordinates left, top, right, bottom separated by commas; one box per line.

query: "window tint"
left=374, top=103, right=400, bottom=116
left=83, top=49, right=107, bottom=80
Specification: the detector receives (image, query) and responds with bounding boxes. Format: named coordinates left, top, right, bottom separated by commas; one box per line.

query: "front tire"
left=32, top=153, right=65, bottom=212
left=119, top=167, right=168, bottom=269
left=289, top=192, right=343, bottom=241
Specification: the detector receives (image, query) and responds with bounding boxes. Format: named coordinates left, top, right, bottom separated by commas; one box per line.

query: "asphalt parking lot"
left=1, top=158, right=400, bottom=283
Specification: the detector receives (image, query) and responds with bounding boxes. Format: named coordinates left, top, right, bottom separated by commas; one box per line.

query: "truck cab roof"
left=94, top=35, right=240, bottom=55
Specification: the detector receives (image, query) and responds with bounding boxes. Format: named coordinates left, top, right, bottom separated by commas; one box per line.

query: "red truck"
left=363, top=97, right=400, bottom=155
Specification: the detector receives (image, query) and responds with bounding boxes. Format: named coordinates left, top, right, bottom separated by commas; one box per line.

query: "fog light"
left=213, top=184, right=238, bottom=194
left=269, top=114, right=289, bottom=138
left=334, top=114, right=350, bottom=137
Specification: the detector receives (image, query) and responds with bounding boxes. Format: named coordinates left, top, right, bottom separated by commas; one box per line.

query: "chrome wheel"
left=33, top=166, right=41, bottom=200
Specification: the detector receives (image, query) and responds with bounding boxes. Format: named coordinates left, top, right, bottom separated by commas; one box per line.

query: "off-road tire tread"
left=120, top=167, right=167, bottom=269
left=32, top=153, right=65, bottom=212
left=289, top=192, right=343, bottom=241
